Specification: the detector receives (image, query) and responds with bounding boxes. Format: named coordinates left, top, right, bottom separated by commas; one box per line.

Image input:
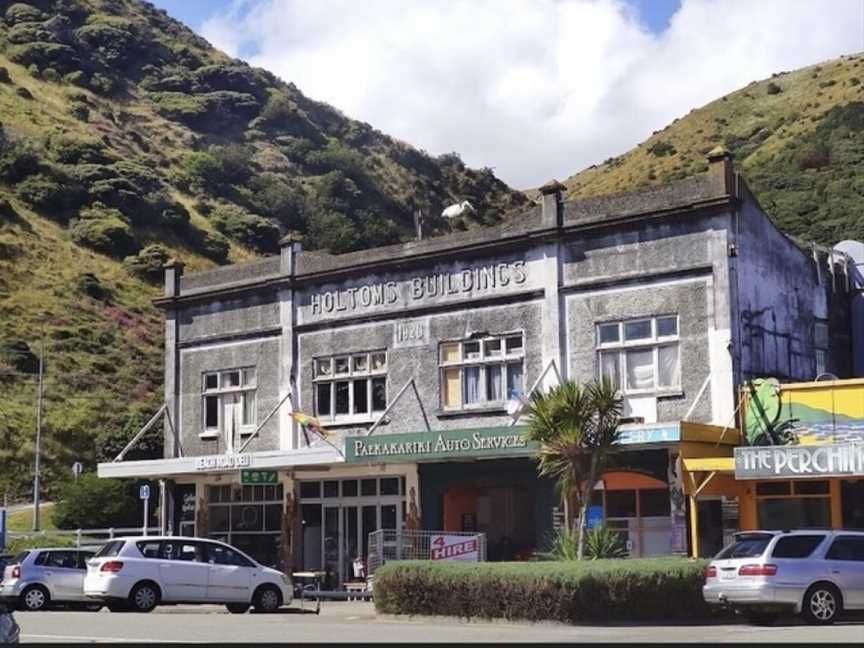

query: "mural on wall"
left=745, top=378, right=864, bottom=446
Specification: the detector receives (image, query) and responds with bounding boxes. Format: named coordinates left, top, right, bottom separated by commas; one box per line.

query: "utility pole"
left=32, top=331, right=44, bottom=532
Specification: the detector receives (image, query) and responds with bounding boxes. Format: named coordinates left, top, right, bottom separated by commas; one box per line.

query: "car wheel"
left=744, top=610, right=777, bottom=626
left=20, top=585, right=49, bottom=612
left=129, top=583, right=159, bottom=613
left=226, top=603, right=250, bottom=614
left=253, top=586, right=282, bottom=613
left=802, top=583, right=842, bottom=625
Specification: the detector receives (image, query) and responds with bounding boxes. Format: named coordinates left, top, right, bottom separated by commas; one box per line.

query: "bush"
left=63, top=70, right=88, bottom=86
left=52, top=473, right=139, bottom=529
left=70, top=203, right=138, bottom=257
left=766, top=82, right=782, bottom=95
left=0, top=140, right=41, bottom=182
left=0, top=67, right=10, bottom=83
left=4, top=3, right=46, bottom=25
left=123, top=244, right=170, bottom=282
left=197, top=228, right=230, bottom=263
left=374, top=559, right=720, bottom=623
left=209, top=203, right=279, bottom=252
left=16, top=172, right=85, bottom=216
left=76, top=272, right=112, bottom=301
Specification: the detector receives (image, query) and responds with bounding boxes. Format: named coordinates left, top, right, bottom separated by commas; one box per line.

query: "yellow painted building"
left=681, top=378, right=864, bottom=557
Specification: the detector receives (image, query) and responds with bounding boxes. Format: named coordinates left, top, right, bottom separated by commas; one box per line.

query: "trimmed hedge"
left=374, top=559, right=723, bottom=624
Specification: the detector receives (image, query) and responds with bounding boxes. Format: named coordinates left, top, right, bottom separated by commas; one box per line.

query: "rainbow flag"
left=290, top=411, right=332, bottom=445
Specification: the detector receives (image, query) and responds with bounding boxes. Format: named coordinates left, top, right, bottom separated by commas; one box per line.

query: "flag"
left=290, top=411, right=331, bottom=445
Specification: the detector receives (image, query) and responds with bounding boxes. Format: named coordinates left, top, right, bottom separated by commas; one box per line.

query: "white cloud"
left=202, top=0, right=864, bottom=189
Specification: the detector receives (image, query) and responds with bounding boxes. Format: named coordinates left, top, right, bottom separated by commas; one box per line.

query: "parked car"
left=0, top=556, right=13, bottom=578
left=703, top=529, right=864, bottom=625
left=0, top=548, right=100, bottom=612
left=0, top=601, right=18, bottom=644
left=83, top=536, right=292, bottom=613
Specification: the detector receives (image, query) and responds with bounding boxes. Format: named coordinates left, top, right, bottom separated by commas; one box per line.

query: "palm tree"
left=525, top=378, right=622, bottom=560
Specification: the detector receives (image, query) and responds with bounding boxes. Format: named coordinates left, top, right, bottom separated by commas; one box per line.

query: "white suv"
left=83, top=536, right=292, bottom=613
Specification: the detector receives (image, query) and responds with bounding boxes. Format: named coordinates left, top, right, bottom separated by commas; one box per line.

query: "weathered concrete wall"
left=178, top=337, right=281, bottom=456
left=733, top=196, right=828, bottom=382
left=296, top=300, right=544, bottom=446
left=178, top=294, right=280, bottom=343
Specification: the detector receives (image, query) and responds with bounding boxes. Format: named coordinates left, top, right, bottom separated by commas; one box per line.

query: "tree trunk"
left=577, top=453, right=600, bottom=560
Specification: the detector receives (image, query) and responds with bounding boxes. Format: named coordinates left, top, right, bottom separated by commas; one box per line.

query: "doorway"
left=841, top=479, right=864, bottom=529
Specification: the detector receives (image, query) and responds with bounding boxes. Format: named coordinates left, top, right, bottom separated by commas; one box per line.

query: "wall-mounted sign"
left=618, top=423, right=680, bottom=445
left=345, top=426, right=537, bottom=463
left=194, top=454, right=252, bottom=471
left=734, top=443, right=864, bottom=479
left=393, top=318, right=429, bottom=349
left=241, top=469, right=278, bottom=485
left=306, top=260, right=528, bottom=318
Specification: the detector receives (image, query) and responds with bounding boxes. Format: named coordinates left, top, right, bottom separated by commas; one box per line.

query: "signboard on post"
left=430, top=534, right=480, bottom=561
left=240, top=470, right=278, bottom=485
left=72, top=462, right=83, bottom=481
left=139, top=484, right=150, bottom=537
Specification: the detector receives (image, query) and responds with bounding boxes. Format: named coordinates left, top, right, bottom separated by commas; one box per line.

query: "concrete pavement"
left=13, top=602, right=864, bottom=643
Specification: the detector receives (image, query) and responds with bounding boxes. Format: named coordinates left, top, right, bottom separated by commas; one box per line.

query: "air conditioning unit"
left=623, top=396, right=657, bottom=423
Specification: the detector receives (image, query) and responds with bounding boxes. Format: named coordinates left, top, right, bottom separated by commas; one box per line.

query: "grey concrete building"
left=100, top=151, right=855, bottom=577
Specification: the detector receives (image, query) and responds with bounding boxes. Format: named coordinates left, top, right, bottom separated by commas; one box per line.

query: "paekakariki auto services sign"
left=430, top=534, right=480, bottom=561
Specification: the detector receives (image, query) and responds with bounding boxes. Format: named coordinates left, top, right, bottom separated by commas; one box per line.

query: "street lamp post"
left=32, top=334, right=44, bottom=533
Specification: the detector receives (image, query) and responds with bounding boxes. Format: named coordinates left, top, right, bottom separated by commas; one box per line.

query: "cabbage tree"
left=525, top=379, right=622, bottom=560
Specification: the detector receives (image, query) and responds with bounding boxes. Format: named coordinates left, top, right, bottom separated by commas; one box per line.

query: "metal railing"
left=8, top=527, right=163, bottom=548
left=367, top=529, right=486, bottom=575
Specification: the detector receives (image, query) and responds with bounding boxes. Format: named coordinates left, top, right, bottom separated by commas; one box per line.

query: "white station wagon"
left=83, top=536, right=292, bottom=613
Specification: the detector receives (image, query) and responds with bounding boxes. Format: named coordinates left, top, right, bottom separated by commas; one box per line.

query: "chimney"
left=539, top=179, right=566, bottom=228
left=707, top=145, right=735, bottom=196
left=280, top=233, right=302, bottom=276
left=163, top=258, right=184, bottom=298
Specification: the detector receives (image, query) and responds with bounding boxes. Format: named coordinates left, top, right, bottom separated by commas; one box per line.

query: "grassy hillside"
left=562, top=52, right=864, bottom=246
left=0, top=0, right=526, bottom=500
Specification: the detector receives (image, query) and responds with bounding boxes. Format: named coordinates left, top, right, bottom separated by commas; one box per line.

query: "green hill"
left=0, top=0, right=526, bottom=499
left=562, top=52, right=864, bottom=246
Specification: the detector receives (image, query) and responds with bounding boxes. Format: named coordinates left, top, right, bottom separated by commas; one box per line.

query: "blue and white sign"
left=139, top=485, right=150, bottom=500
left=618, top=423, right=681, bottom=445
left=586, top=505, right=604, bottom=529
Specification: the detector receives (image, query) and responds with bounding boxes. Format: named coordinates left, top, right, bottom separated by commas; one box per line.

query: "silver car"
left=703, top=529, right=864, bottom=625
left=0, top=548, right=100, bottom=612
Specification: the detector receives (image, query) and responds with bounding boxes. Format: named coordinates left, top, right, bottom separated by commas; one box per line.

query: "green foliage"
left=63, top=70, right=88, bottom=86
left=525, top=379, right=622, bottom=559
left=374, top=559, right=721, bottom=623
left=209, top=203, right=280, bottom=252
left=647, top=140, right=676, bottom=157
left=246, top=173, right=304, bottom=228
left=5, top=535, right=77, bottom=556
left=0, top=67, right=10, bottom=83
left=76, top=272, right=112, bottom=302
left=70, top=203, right=137, bottom=257
left=766, top=81, right=783, bottom=95
left=16, top=171, right=85, bottom=218
left=583, top=526, right=628, bottom=559
left=123, top=244, right=170, bottom=283
left=9, top=42, right=81, bottom=74
left=0, top=140, right=41, bottom=183
left=52, top=473, right=139, bottom=529
left=4, top=3, right=46, bottom=25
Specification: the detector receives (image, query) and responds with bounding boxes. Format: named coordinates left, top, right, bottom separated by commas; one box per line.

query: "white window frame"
left=201, top=367, right=257, bottom=440
left=596, top=316, right=681, bottom=395
left=312, top=351, right=388, bottom=424
left=439, top=333, right=525, bottom=410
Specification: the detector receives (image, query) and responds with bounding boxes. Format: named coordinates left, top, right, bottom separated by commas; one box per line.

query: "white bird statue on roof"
left=441, top=200, right=475, bottom=219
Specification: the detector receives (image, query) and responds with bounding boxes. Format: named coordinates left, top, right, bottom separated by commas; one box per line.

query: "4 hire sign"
left=430, top=535, right=480, bottom=561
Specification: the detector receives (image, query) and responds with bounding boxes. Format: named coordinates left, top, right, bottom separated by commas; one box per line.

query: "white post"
left=142, top=497, right=149, bottom=537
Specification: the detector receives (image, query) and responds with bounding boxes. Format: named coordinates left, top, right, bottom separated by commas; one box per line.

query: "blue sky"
left=147, top=0, right=861, bottom=188
left=154, top=0, right=682, bottom=37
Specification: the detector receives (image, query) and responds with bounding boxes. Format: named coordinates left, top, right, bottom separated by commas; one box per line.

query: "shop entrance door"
left=841, top=480, right=864, bottom=529
left=319, top=502, right=401, bottom=585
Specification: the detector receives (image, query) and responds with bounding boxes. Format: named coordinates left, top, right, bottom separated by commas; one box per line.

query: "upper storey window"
left=313, top=352, right=387, bottom=422
left=202, top=368, right=257, bottom=447
left=596, top=316, right=680, bottom=394
left=439, top=334, right=524, bottom=410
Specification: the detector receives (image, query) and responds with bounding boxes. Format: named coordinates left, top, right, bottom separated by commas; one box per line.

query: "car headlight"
left=280, top=573, right=289, bottom=585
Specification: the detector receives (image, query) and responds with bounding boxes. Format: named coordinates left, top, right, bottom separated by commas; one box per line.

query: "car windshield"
left=94, top=540, right=125, bottom=558
left=715, top=533, right=773, bottom=559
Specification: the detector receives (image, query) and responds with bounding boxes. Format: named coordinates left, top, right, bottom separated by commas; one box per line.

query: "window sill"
left=319, top=417, right=387, bottom=429
left=199, top=431, right=220, bottom=440
left=435, top=406, right=508, bottom=418
left=621, top=389, right=684, bottom=400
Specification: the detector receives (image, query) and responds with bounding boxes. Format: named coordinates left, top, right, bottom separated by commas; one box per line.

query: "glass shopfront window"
left=755, top=480, right=831, bottom=529
left=207, top=484, right=283, bottom=568
left=299, top=476, right=405, bottom=587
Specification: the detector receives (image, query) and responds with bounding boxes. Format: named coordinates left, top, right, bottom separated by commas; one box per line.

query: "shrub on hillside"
left=4, top=3, right=46, bottom=25
left=16, top=171, right=86, bottom=217
left=123, top=244, right=170, bottom=283
left=76, top=272, right=113, bottom=301
left=0, top=139, right=41, bottom=182
left=766, top=82, right=783, bottom=95
left=0, top=67, right=10, bottom=83
left=9, top=42, right=81, bottom=74
left=70, top=203, right=138, bottom=257
left=196, top=228, right=231, bottom=263
left=53, top=473, right=139, bottom=529
left=374, top=559, right=720, bottom=623
left=209, top=203, right=279, bottom=253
